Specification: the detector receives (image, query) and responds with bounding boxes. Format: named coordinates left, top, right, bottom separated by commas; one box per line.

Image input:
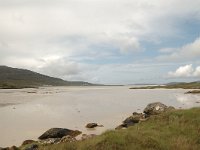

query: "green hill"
left=0, top=66, right=93, bottom=89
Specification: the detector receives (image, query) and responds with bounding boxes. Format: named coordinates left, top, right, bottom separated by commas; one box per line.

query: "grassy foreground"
left=26, top=108, right=200, bottom=150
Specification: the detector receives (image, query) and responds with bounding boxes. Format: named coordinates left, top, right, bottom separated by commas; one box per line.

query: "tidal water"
left=0, top=86, right=200, bottom=147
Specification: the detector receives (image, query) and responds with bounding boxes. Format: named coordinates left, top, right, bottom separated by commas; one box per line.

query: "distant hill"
left=0, top=66, right=93, bottom=89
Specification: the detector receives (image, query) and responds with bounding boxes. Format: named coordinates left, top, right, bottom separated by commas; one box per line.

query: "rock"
left=60, top=135, right=76, bottom=143
left=9, top=146, right=18, bottom=150
left=85, top=123, right=98, bottom=128
left=39, top=136, right=77, bottom=145
left=123, top=112, right=145, bottom=125
left=166, top=106, right=175, bottom=111
left=81, top=134, right=96, bottom=140
left=143, top=102, right=168, bottom=115
left=115, top=112, right=146, bottom=129
left=0, top=148, right=9, bottom=150
left=38, top=128, right=81, bottom=140
left=115, top=124, right=128, bottom=130
left=39, top=138, right=61, bottom=145
left=25, top=144, right=38, bottom=150
left=21, top=140, right=36, bottom=146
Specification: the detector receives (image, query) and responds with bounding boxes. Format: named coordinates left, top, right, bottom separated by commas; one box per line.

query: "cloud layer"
left=0, top=0, right=200, bottom=84
left=158, top=38, right=200, bottom=62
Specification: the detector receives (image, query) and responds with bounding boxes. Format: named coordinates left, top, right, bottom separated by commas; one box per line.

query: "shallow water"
left=0, top=86, right=200, bottom=147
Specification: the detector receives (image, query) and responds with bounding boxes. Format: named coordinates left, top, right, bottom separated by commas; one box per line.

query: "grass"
left=21, top=107, right=200, bottom=150
left=130, top=82, right=200, bottom=89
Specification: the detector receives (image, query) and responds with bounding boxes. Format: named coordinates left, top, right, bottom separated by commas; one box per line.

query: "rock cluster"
left=116, top=102, right=175, bottom=129
left=38, top=128, right=81, bottom=140
left=3, top=102, right=176, bottom=149
left=17, top=128, right=81, bottom=149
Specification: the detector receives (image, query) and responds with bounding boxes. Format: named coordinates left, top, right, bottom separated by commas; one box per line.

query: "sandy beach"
left=1, top=86, right=200, bottom=147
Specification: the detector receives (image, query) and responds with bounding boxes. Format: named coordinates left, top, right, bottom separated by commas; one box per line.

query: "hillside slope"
left=0, top=66, right=92, bottom=88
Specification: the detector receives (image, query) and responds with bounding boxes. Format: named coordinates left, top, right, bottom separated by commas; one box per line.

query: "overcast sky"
left=0, top=0, right=200, bottom=84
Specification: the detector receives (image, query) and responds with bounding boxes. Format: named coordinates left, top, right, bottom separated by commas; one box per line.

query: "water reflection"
left=175, top=94, right=200, bottom=108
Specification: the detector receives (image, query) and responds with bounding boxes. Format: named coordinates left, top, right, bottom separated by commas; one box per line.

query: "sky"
left=0, top=0, right=200, bottom=84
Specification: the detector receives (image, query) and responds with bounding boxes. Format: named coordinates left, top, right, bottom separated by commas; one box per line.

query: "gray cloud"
left=0, top=0, right=200, bottom=83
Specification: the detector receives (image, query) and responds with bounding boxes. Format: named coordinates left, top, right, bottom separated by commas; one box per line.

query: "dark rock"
left=9, top=146, right=18, bottom=150
left=115, top=124, right=128, bottom=130
left=115, top=112, right=146, bottom=129
left=143, top=102, right=168, bottom=115
left=123, top=117, right=138, bottom=126
left=21, top=140, right=36, bottom=146
left=124, top=112, right=145, bottom=124
left=86, top=123, right=98, bottom=128
left=0, top=148, right=9, bottom=150
left=25, top=144, right=38, bottom=150
left=38, top=128, right=81, bottom=140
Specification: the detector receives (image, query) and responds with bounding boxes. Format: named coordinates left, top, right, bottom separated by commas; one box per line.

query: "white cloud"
left=194, top=66, right=200, bottom=77
left=168, top=64, right=200, bottom=78
left=158, top=38, right=200, bottom=62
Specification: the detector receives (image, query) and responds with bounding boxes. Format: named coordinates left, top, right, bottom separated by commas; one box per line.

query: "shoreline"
left=1, top=87, right=200, bottom=148
left=3, top=102, right=200, bottom=150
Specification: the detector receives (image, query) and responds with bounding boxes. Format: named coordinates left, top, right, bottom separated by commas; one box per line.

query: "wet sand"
left=0, top=86, right=200, bottom=147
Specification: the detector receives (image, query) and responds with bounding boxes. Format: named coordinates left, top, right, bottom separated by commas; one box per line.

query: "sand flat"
left=0, top=86, right=200, bottom=147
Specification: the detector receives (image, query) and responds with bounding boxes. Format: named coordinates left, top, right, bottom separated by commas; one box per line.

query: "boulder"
left=85, top=123, right=98, bottom=128
left=39, top=138, right=61, bottom=145
left=115, top=112, right=146, bottom=129
left=166, top=106, right=175, bottom=112
left=60, top=135, right=76, bottom=143
left=123, top=112, right=145, bottom=125
left=39, top=136, right=77, bottom=145
left=143, top=102, right=168, bottom=115
left=10, top=146, right=18, bottom=150
left=115, top=124, right=128, bottom=130
left=38, top=128, right=81, bottom=140
left=21, top=140, right=36, bottom=146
